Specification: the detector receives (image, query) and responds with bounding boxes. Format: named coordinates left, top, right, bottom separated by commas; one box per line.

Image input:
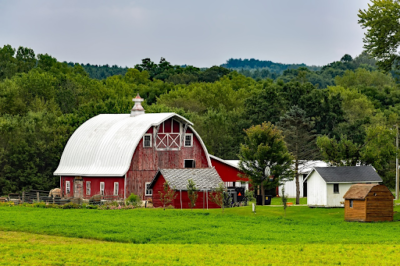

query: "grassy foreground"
left=1, top=231, right=400, bottom=265
left=0, top=205, right=399, bottom=244
left=1, top=205, right=400, bottom=265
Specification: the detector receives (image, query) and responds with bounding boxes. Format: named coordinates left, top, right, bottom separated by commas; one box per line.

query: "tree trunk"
left=295, top=159, right=300, bottom=205
left=261, top=182, right=265, bottom=206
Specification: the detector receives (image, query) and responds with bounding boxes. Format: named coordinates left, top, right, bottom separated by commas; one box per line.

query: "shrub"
left=33, top=202, right=47, bottom=208
left=45, top=204, right=60, bottom=209
left=61, top=202, right=81, bottom=209
left=82, top=204, right=97, bottom=209
left=0, top=202, right=14, bottom=207
left=126, top=193, right=141, bottom=207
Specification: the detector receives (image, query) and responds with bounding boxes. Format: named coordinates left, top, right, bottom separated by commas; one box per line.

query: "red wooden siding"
left=61, top=177, right=75, bottom=198
left=152, top=174, right=220, bottom=209
left=126, top=118, right=210, bottom=199
left=60, top=176, right=124, bottom=199
left=210, top=157, right=248, bottom=182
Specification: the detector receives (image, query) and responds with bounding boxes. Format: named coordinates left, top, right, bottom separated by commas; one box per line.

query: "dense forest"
left=0, top=42, right=399, bottom=194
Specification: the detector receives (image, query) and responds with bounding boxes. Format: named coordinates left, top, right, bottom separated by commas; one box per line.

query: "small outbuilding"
left=150, top=168, right=223, bottom=209
left=343, top=184, right=394, bottom=222
left=304, top=166, right=382, bottom=207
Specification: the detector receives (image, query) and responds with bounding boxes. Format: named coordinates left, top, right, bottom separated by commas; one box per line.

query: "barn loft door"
left=155, top=119, right=182, bottom=151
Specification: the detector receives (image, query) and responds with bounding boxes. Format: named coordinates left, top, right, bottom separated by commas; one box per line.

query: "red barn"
left=54, top=95, right=214, bottom=201
left=150, top=168, right=222, bottom=209
left=209, top=155, right=248, bottom=189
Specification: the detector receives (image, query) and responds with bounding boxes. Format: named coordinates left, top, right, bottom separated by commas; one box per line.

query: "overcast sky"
left=0, top=0, right=371, bottom=68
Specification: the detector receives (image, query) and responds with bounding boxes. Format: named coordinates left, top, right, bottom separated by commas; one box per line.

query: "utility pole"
left=396, top=124, right=399, bottom=200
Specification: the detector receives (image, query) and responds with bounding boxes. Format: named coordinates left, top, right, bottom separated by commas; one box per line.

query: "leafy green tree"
left=16, top=46, right=36, bottom=73
left=37, top=53, right=58, bottom=71
left=317, top=125, right=397, bottom=187
left=341, top=54, right=353, bottom=63
left=244, top=83, right=286, bottom=126
left=209, top=182, right=225, bottom=212
left=278, top=106, right=319, bottom=205
left=358, top=0, right=400, bottom=72
left=238, top=122, right=293, bottom=206
left=198, top=66, right=231, bottom=83
left=158, top=181, right=177, bottom=210
left=0, top=45, right=17, bottom=80
left=187, top=179, right=198, bottom=210
left=299, top=89, right=345, bottom=136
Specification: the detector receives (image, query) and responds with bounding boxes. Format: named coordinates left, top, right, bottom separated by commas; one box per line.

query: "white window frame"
left=184, top=133, right=193, bottom=147
left=184, top=159, right=195, bottom=168
left=145, top=182, right=153, bottom=196
left=86, top=181, right=91, bottom=195
left=143, top=134, right=152, bottom=148
left=100, top=182, right=105, bottom=195
left=225, top=182, right=233, bottom=187
left=66, top=181, right=70, bottom=194
left=333, top=184, right=339, bottom=194
left=113, top=182, right=119, bottom=196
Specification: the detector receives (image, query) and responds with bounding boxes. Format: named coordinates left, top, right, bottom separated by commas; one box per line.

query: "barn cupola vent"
left=130, top=93, right=145, bottom=117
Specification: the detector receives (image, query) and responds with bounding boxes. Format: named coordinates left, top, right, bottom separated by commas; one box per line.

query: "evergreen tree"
left=278, top=106, right=319, bottom=205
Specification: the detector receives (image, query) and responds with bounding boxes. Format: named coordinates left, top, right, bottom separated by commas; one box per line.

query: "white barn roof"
left=54, top=113, right=210, bottom=177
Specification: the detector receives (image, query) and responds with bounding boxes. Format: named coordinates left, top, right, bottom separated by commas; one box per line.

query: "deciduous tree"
left=238, top=122, right=293, bottom=206
left=158, top=181, right=177, bottom=210
left=187, top=179, right=198, bottom=210
left=358, top=0, right=400, bottom=72
left=209, top=183, right=225, bottom=212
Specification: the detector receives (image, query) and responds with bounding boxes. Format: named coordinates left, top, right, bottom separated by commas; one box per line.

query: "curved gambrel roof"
left=54, top=113, right=211, bottom=176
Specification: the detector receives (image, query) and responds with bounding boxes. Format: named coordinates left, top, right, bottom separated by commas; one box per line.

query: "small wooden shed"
left=343, top=184, right=394, bottom=222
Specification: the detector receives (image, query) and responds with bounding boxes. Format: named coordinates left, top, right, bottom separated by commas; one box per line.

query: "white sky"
left=0, top=0, right=371, bottom=68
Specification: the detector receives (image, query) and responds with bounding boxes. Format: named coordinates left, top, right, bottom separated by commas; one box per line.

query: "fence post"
left=36, top=191, right=40, bottom=202
left=22, top=191, right=25, bottom=203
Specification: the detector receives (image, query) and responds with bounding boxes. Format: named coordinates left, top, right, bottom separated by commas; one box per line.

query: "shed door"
left=74, top=179, right=83, bottom=198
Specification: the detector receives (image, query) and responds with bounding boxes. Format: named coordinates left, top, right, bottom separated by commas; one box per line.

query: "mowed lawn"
left=1, top=205, right=400, bottom=265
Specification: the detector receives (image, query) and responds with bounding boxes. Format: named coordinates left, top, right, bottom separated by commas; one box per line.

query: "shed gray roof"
left=150, top=168, right=223, bottom=190
left=311, top=166, right=382, bottom=183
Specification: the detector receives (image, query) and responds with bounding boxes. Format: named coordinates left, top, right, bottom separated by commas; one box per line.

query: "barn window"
left=333, top=184, right=339, bottom=194
left=184, top=134, right=193, bottom=147
left=184, top=159, right=195, bottom=168
left=113, top=182, right=119, bottom=196
left=350, top=200, right=353, bottom=208
left=143, top=134, right=152, bottom=147
left=66, top=181, right=70, bottom=194
left=100, top=182, right=105, bottom=195
left=86, top=181, right=91, bottom=195
left=225, top=182, right=233, bottom=187
left=145, top=182, right=152, bottom=196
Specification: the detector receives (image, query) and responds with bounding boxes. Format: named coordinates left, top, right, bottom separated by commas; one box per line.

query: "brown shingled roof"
left=343, top=184, right=378, bottom=199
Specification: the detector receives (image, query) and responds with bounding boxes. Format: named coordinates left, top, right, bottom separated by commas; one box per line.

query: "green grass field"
left=1, top=204, right=399, bottom=265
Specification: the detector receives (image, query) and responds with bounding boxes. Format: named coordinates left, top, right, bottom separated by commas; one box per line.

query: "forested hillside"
left=66, top=63, right=128, bottom=80
left=0, top=44, right=399, bottom=194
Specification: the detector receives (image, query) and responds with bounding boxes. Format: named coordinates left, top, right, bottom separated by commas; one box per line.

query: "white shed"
left=278, top=161, right=328, bottom=198
left=305, top=166, right=382, bottom=207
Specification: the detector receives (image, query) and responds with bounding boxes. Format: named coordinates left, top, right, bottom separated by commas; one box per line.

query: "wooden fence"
left=6, top=190, right=123, bottom=205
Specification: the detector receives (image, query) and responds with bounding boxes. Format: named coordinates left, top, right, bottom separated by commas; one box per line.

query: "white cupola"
left=130, top=93, right=145, bottom=117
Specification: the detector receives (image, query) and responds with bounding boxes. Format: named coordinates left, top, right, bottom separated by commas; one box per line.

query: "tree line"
left=1, top=18, right=400, bottom=196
